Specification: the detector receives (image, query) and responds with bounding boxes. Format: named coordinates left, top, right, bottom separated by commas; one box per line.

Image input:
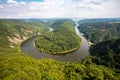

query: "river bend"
left=21, top=21, right=89, bottom=62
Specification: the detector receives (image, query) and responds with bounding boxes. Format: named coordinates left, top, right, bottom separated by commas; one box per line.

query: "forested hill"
left=50, top=19, right=75, bottom=28
left=90, top=39, right=120, bottom=72
left=35, top=21, right=81, bottom=54
left=0, top=19, right=49, bottom=48
left=78, top=20, right=120, bottom=43
left=78, top=18, right=120, bottom=24
left=23, top=18, right=75, bottom=28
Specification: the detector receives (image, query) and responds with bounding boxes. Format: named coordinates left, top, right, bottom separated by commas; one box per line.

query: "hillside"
left=90, top=39, right=120, bottom=72
left=0, top=19, right=49, bottom=48
left=78, top=20, right=120, bottom=43
left=35, top=21, right=81, bottom=54
left=50, top=19, right=75, bottom=29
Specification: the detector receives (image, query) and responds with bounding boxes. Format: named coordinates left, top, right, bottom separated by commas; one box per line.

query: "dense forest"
left=0, top=19, right=120, bottom=80
left=78, top=19, right=120, bottom=43
left=0, top=52, right=119, bottom=80
left=0, top=19, right=49, bottom=48
left=90, top=39, right=120, bottom=73
left=50, top=19, right=75, bottom=28
left=35, top=21, right=81, bottom=54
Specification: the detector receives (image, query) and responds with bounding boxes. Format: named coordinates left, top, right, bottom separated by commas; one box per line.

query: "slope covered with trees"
left=35, top=21, right=81, bottom=54
left=90, top=39, right=120, bottom=73
left=78, top=19, right=120, bottom=43
left=50, top=19, right=75, bottom=29
left=0, top=19, right=49, bottom=48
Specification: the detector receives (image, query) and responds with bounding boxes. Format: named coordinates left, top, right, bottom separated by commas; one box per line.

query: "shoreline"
left=34, top=41, right=81, bottom=55
left=21, top=35, right=81, bottom=55
left=88, top=39, right=93, bottom=46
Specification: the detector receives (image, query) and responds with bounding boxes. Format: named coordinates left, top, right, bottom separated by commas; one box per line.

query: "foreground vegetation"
left=0, top=19, right=120, bottom=80
left=0, top=48, right=119, bottom=80
left=35, top=21, right=81, bottom=54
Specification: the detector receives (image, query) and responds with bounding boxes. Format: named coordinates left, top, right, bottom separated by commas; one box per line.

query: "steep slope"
left=0, top=19, right=48, bottom=48
left=78, top=21, right=120, bottom=43
left=90, top=39, right=120, bottom=72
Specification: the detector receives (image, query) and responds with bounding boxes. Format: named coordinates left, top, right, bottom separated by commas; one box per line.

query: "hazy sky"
left=0, top=0, right=120, bottom=18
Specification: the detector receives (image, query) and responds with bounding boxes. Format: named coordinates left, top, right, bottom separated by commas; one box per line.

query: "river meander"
left=21, top=21, right=90, bottom=62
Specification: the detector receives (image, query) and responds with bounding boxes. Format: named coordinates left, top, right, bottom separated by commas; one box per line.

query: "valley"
left=0, top=18, right=120, bottom=80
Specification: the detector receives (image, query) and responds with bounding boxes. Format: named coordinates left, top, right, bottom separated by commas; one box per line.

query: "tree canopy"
left=35, top=21, right=81, bottom=54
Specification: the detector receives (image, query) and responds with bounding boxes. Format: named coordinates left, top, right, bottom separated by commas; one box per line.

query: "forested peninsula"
left=35, top=21, right=81, bottom=54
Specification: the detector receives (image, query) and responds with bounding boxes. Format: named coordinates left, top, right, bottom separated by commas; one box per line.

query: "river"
left=20, top=21, right=90, bottom=62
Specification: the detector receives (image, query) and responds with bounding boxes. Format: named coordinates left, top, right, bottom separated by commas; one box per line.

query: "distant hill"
left=78, top=19, right=120, bottom=43
left=23, top=18, right=74, bottom=27
left=50, top=19, right=75, bottom=28
left=78, top=18, right=120, bottom=24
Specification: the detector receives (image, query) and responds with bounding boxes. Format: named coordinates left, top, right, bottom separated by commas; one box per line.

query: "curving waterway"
left=21, top=21, right=90, bottom=62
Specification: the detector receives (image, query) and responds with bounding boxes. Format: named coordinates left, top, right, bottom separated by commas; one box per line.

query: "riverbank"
left=34, top=40, right=81, bottom=54
left=88, top=39, right=93, bottom=46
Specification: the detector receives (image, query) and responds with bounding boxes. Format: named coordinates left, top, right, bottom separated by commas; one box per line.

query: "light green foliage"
left=0, top=52, right=119, bottom=80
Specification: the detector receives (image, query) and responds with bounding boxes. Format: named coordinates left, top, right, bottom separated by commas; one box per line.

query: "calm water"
left=20, top=22, right=90, bottom=62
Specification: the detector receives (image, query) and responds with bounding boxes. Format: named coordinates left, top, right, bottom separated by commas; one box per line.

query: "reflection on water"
left=21, top=21, right=89, bottom=62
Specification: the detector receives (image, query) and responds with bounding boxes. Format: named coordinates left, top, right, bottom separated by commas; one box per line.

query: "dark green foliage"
left=35, top=21, right=81, bottom=54
left=78, top=21, right=120, bottom=43
left=90, top=39, right=120, bottom=72
left=78, top=19, right=120, bottom=73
